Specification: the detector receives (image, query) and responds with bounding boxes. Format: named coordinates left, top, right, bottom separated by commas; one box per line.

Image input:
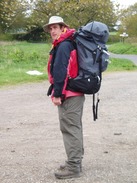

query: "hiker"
left=43, top=16, right=85, bottom=179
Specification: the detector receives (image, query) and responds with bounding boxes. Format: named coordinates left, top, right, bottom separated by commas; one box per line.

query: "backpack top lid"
left=79, top=21, right=109, bottom=45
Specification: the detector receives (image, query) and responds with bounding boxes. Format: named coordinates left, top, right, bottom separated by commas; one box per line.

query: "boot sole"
left=55, top=173, right=81, bottom=179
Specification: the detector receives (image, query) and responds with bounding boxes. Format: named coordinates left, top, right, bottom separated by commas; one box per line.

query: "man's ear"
left=62, top=27, right=67, bottom=33
left=61, top=26, right=65, bottom=32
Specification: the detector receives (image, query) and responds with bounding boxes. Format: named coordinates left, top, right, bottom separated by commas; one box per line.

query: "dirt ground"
left=0, top=71, right=137, bottom=183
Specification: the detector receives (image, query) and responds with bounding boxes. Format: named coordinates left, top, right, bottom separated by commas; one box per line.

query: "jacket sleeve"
left=52, top=41, right=73, bottom=97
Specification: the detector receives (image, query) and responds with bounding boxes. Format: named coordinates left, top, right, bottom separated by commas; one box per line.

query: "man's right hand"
left=52, top=97, right=62, bottom=106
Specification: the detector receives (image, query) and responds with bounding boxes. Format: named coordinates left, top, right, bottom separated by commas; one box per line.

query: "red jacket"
left=47, top=28, right=83, bottom=99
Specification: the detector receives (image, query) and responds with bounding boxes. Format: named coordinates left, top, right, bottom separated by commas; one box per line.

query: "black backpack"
left=67, top=21, right=110, bottom=121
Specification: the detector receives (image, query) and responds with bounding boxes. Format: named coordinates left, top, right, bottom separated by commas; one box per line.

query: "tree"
left=28, top=0, right=117, bottom=30
left=0, top=0, right=119, bottom=41
left=0, top=0, right=29, bottom=33
left=119, top=3, right=137, bottom=36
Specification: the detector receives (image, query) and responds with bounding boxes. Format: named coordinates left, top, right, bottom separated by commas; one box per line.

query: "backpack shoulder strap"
left=50, top=45, right=58, bottom=75
left=50, top=39, right=75, bottom=75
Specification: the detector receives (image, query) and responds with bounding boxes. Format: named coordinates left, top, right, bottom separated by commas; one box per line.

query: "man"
left=43, top=16, right=85, bottom=179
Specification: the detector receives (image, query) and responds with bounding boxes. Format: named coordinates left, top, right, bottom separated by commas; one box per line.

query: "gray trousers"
left=58, top=95, right=85, bottom=171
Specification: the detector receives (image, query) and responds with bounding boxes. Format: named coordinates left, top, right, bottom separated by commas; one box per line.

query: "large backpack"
left=67, top=21, right=110, bottom=121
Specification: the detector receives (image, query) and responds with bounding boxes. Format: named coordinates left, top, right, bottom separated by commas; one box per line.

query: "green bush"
left=108, top=34, right=120, bottom=44
left=126, top=37, right=137, bottom=45
left=0, top=33, right=13, bottom=41
left=11, top=28, right=50, bottom=42
left=9, top=48, right=25, bottom=62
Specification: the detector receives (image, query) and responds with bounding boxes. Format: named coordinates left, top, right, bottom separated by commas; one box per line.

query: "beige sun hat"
left=43, top=16, right=69, bottom=32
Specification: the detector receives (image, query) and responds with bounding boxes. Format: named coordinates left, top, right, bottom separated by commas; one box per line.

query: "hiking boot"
left=54, top=168, right=81, bottom=179
left=59, top=163, right=82, bottom=172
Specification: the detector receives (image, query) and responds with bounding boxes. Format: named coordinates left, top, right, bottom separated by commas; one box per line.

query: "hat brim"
left=43, top=22, right=69, bottom=32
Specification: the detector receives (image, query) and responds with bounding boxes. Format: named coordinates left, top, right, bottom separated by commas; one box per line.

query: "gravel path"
left=0, top=71, right=137, bottom=183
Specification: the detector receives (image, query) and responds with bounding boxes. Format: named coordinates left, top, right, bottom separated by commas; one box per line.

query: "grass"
left=108, top=42, right=137, bottom=54
left=0, top=41, right=51, bottom=87
left=0, top=41, right=137, bottom=87
left=107, top=58, right=137, bottom=72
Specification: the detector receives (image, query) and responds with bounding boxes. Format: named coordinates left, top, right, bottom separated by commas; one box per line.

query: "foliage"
left=126, top=14, right=137, bottom=37
left=28, top=0, right=117, bottom=30
left=0, top=33, right=13, bottom=41
left=119, top=3, right=137, bottom=36
left=108, top=34, right=120, bottom=43
left=126, top=37, right=137, bottom=45
left=0, top=0, right=119, bottom=42
left=12, top=28, right=50, bottom=42
left=0, top=0, right=29, bottom=32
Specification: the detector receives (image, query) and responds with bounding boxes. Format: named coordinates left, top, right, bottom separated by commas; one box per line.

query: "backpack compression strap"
left=92, top=50, right=103, bottom=121
left=92, top=93, right=100, bottom=121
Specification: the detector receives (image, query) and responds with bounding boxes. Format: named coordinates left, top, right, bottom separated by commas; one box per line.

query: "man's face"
left=49, top=24, right=64, bottom=41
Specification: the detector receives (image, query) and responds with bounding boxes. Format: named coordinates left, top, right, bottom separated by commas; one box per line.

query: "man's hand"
left=52, top=97, right=62, bottom=106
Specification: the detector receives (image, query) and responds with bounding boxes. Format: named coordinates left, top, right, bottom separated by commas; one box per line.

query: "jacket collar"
left=52, top=28, right=75, bottom=47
